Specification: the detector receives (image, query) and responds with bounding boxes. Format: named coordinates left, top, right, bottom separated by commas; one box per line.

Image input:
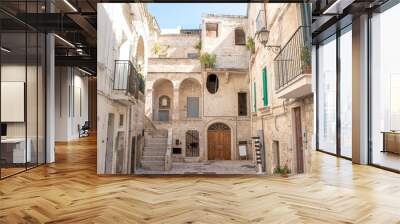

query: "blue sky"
left=148, top=3, right=247, bottom=29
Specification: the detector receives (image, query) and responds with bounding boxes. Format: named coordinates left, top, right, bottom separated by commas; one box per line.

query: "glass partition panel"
left=371, top=4, right=400, bottom=171
left=27, top=31, right=38, bottom=169
left=317, top=35, right=337, bottom=154
left=38, top=32, right=46, bottom=165
left=1, top=31, right=27, bottom=178
left=340, top=27, right=352, bottom=158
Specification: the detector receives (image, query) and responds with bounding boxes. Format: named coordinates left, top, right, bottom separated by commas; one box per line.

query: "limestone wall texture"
left=248, top=3, right=314, bottom=174
left=146, top=15, right=253, bottom=163
left=97, top=3, right=153, bottom=174
left=201, top=14, right=250, bottom=70
left=150, top=34, right=200, bottom=58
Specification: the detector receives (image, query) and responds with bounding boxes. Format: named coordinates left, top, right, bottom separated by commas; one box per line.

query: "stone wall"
left=201, top=14, right=250, bottom=70
left=150, top=34, right=200, bottom=58
left=97, top=3, right=152, bottom=174
left=145, top=14, right=253, bottom=163
left=248, top=3, right=314, bottom=174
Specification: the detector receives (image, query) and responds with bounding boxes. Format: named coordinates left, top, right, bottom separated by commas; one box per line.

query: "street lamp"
left=256, top=27, right=281, bottom=54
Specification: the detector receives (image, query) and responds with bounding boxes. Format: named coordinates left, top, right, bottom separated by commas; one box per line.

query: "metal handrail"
left=273, top=26, right=311, bottom=91
left=113, top=60, right=145, bottom=98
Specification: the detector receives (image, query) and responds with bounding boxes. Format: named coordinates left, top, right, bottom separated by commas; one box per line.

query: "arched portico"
left=152, top=79, right=174, bottom=122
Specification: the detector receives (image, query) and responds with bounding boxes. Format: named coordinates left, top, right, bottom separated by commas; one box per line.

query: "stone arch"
left=179, top=78, right=202, bottom=119
left=152, top=78, right=174, bottom=122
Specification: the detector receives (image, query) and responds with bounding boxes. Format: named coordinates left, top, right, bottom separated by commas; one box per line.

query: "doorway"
left=207, top=123, right=231, bottom=160
left=294, top=107, right=304, bottom=173
left=105, top=113, right=115, bottom=173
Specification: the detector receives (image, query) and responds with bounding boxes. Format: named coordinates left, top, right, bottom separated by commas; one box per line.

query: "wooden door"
left=208, top=123, right=231, bottom=160
left=294, top=107, right=304, bottom=173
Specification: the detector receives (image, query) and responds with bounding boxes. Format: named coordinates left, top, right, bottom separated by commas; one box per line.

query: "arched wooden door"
left=207, top=123, right=231, bottom=160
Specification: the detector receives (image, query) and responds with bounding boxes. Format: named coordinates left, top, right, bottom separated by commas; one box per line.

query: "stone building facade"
left=145, top=14, right=253, bottom=167
left=97, top=3, right=312, bottom=175
left=247, top=3, right=313, bottom=174
left=97, top=3, right=155, bottom=174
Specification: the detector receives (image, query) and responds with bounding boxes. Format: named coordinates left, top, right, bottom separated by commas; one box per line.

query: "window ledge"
left=259, top=106, right=272, bottom=115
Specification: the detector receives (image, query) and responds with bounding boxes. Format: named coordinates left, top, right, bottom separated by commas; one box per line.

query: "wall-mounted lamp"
left=255, top=27, right=281, bottom=54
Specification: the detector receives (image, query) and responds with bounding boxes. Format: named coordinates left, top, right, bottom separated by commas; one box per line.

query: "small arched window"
left=235, top=28, right=246, bottom=45
left=206, top=74, right=219, bottom=94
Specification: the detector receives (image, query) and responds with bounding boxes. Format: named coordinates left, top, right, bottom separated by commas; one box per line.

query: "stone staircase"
left=141, top=129, right=168, bottom=171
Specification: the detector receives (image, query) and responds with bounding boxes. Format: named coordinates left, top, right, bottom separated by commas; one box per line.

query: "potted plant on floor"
left=273, top=165, right=291, bottom=178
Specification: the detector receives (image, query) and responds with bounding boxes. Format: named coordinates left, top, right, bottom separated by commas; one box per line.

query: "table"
left=1, top=138, right=32, bottom=164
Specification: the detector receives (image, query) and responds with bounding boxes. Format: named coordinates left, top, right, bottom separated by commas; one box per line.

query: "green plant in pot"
left=200, top=52, right=216, bottom=69
left=301, top=45, right=311, bottom=74
left=273, top=165, right=291, bottom=177
left=246, top=37, right=255, bottom=54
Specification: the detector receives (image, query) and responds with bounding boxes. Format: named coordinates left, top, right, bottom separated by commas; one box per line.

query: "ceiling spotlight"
left=78, top=67, right=93, bottom=76
left=1, top=47, right=11, bottom=53
left=63, top=0, right=78, bottom=12
left=54, top=34, right=75, bottom=48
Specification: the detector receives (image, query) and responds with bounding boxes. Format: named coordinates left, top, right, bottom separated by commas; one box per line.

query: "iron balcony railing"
left=113, top=60, right=145, bottom=98
left=274, top=26, right=311, bottom=90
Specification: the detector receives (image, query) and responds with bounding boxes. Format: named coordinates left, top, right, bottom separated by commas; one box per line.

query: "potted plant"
left=195, top=41, right=202, bottom=52
left=246, top=37, right=255, bottom=54
left=153, top=42, right=161, bottom=56
left=200, top=52, right=216, bottom=68
left=301, top=45, right=311, bottom=74
left=273, top=165, right=291, bottom=178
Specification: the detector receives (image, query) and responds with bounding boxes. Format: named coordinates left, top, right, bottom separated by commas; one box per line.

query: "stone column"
left=172, top=87, right=180, bottom=121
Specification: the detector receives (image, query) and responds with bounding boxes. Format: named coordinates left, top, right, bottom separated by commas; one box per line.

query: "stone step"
left=146, top=132, right=168, bottom=138
left=141, top=160, right=165, bottom=171
left=145, top=138, right=167, bottom=144
left=142, top=155, right=165, bottom=161
left=144, top=144, right=167, bottom=150
left=144, top=145, right=167, bottom=150
left=143, top=150, right=166, bottom=156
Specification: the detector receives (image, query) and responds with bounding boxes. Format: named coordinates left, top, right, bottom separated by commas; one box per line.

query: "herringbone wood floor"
left=1, top=135, right=400, bottom=224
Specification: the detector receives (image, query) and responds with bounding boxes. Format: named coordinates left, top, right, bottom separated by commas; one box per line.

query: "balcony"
left=113, top=60, right=145, bottom=103
left=274, top=26, right=312, bottom=99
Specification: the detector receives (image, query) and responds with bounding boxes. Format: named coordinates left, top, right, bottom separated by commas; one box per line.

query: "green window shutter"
left=262, top=67, right=268, bottom=106
left=253, top=81, right=257, bottom=112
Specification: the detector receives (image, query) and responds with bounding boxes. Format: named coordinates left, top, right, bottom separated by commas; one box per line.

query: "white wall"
left=55, top=67, right=89, bottom=141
